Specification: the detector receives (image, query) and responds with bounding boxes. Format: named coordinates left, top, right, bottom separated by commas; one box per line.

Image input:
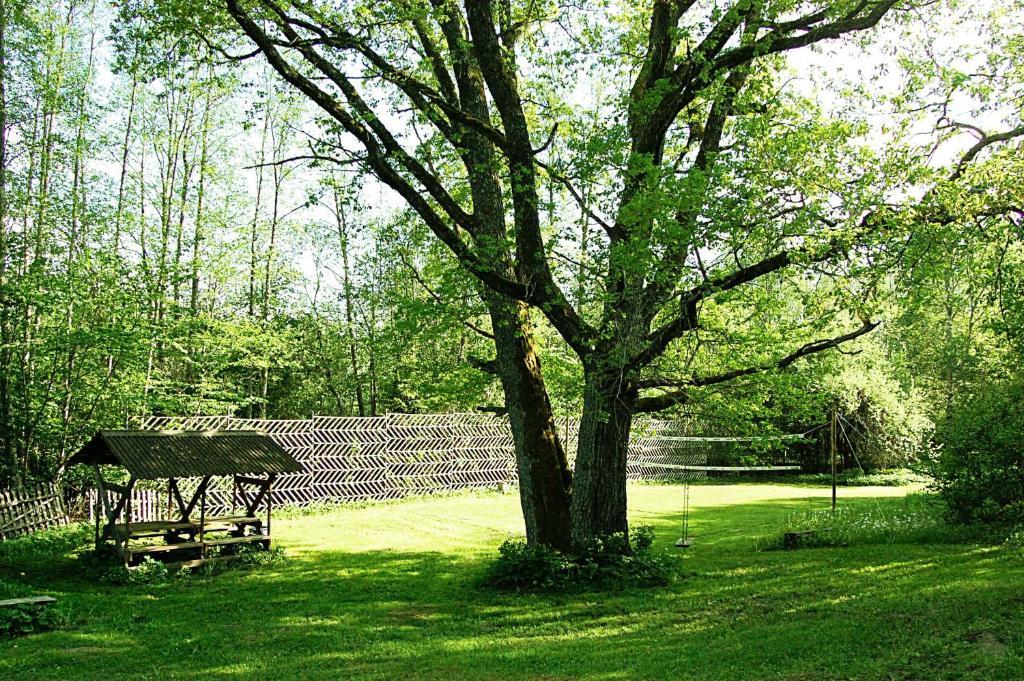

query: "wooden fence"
left=105, top=413, right=715, bottom=517
left=0, top=482, right=69, bottom=540
left=86, top=488, right=167, bottom=523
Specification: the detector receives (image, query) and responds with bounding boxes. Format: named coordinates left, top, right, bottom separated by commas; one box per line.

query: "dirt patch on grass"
left=969, top=631, right=1009, bottom=658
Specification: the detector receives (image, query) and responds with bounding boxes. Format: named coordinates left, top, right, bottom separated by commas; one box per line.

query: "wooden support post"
left=199, top=478, right=207, bottom=561
left=182, top=476, right=212, bottom=521
left=91, top=468, right=112, bottom=533
left=95, top=469, right=135, bottom=545
left=93, top=499, right=100, bottom=548
left=123, top=478, right=134, bottom=566
left=243, top=480, right=272, bottom=517
left=266, top=474, right=276, bottom=544
left=92, top=475, right=102, bottom=550
left=168, top=478, right=188, bottom=520
left=235, top=481, right=253, bottom=512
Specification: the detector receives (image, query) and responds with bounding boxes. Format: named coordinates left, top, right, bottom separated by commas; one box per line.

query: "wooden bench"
left=126, top=541, right=204, bottom=561
left=201, top=515, right=261, bottom=533
left=126, top=533, right=271, bottom=563
left=113, top=516, right=263, bottom=542
left=113, top=520, right=198, bottom=541
left=0, top=596, right=57, bottom=609
left=205, top=515, right=260, bottom=525
left=783, top=529, right=829, bottom=548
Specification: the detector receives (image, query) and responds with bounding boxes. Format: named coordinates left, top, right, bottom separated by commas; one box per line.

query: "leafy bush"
left=0, top=524, right=93, bottom=566
left=764, top=494, right=984, bottom=549
left=99, top=545, right=288, bottom=584
left=231, top=543, right=287, bottom=567
left=101, top=556, right=171, bottom=586
left=817, top=361, right=935, bottom=470
left=0, top=602, right=69, bottom=640
left=483, top=525, right=676, bottom=592
left=930, top=379, right=1024, bottom=523
left=790, top=469, right=931, bottom=487
left=194, top=544, right=287, bottom=576
left=837, top=469, right=932, bottom=486
left=1003, top=526, right=1024, bottom=552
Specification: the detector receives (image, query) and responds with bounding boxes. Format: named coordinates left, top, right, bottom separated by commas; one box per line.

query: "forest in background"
left=1, top=0, right=1022, bottom=490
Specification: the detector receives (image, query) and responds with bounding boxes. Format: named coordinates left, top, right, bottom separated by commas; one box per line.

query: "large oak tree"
left=157, top=0, right=1024, bottom=548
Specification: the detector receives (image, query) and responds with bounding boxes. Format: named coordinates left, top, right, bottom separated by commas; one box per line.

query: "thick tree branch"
left=642, top=64, right=752, bottom=314
left=633, top=249, right=793, bottom=369
left=278, top=2, right=514, bottom=151
left=629, top=0, right=695, bottom=106
left=950, top=124, right=1024, bottom=181
left=638, top=1, right=899, bottom=162
left=632, top=319, right=880, bottom=412
left=634, top=114, right=1024, bottom=372
left=225, top=0, right=527, bottom=300
left=464, top=0, right=596, bottom=355
left=228, top=0, right=596, bottom=355
left=714, top=1, right=899, bottom=73
left=261, top=3, right=478, bottom=234
left=410, top=15, right=458, bottom=105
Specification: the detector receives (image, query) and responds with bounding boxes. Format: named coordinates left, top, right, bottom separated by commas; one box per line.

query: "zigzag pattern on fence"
left=132, top=413, right=708, bottom=514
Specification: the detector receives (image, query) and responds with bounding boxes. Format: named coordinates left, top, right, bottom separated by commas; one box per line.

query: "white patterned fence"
left=120, top=413, right=713, bottom=516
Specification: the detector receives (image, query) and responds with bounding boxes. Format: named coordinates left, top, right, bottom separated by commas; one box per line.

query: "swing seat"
left=674, top=537, right=693, bottom=548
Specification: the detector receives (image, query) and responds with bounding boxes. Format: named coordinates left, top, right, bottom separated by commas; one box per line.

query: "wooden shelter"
left=68, top=430, right=302, bottom=569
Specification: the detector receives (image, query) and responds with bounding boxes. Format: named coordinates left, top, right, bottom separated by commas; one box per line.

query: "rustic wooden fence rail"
left=82, top=413, right=713, bottom=519
left=86, top=488, right=167, bottom=523
left=0, top=482, right=69, bottom=540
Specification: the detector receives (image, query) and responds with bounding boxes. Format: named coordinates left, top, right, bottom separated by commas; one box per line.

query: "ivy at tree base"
left=481, top=526, right=677, bottom=593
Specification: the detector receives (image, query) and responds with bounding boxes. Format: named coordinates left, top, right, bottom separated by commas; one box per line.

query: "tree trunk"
left=333, top=187, right=365, bottom=416
left=190, top=84, right=212, bottom=315
left=570, top=365, right=635, bottom=547
left=114, top=67, right=138, bottom=253
left=0, top=4, right=13, bottom=483
left=488, top=294, right=573, bottom=551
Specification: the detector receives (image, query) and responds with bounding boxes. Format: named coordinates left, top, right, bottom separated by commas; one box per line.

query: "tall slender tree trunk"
left=333, top=185, right=365, bottom=416
left=248, top=104, right=269, bottom=320
left=139, top=100, right=155, bottom=407
left=190, top=86, right=212, bottom=315
left=0, top=3, right=14, bottom=483
left=257, top=113, right=286, bottom=418
left=58, top=9, right=97, bottom=463
left=172, top=140, right=194, bottom=310
left=114, top=69, right=138, bottom=253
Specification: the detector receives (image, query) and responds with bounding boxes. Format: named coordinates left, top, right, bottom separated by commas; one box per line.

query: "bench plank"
left=203, top=515, right=259, bottom=526
left=203, top=535, right=271, bottom=547
left=128, top=541, right=203, bottom=557
left=0, top=596, right=57, bottom=608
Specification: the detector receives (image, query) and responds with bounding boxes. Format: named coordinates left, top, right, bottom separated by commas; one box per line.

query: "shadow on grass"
left=1, top=494, right=1022, bottom=680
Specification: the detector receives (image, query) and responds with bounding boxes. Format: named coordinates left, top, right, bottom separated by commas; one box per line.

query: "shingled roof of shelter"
left=66, top=430, right=303, bottom=480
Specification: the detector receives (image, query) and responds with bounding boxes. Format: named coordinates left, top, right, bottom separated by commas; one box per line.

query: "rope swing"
left=674, top=476, right=692, bottom=548
left=642, top=429, right=822, bottom=550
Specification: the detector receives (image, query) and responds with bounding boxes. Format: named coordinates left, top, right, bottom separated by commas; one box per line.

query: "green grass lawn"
left=2, top=483, right=1023, bottom=680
